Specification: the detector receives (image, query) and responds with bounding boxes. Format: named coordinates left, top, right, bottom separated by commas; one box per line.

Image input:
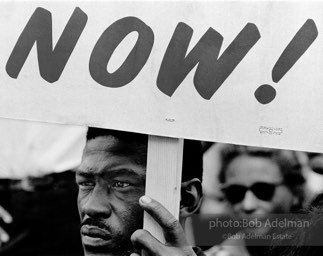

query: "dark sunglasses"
left=222, top=182, right=283, bottom=204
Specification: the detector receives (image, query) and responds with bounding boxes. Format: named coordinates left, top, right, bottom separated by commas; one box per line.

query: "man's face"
left=76, top=136, right=146, bottom=256
left=223, top=155, right=295, bottom=235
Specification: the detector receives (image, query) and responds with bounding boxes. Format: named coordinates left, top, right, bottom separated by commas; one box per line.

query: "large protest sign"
left=2, top=2, right=323, bottom=252
left=0, top=1, right=323, bottom=152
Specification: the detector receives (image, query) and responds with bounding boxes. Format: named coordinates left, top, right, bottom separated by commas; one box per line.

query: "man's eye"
left=78, top=181, right=95, bottom=188
left=112, top=181, right=130, bottom=188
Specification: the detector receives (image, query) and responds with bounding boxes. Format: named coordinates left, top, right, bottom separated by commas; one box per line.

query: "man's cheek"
left=123, top=203, right=144, bottom=230
left=123, top=196, right=143, bottom=216
left=77, top=195, right=82, bottom=213
left=115, top=187, right=145, bottom=202
left=77, top=194, right=88, bottom=218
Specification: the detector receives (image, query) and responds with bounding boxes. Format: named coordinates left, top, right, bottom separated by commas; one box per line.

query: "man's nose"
left=241, top=190, right=258, bottom=214
left=82, top=186, right=112, bottom=218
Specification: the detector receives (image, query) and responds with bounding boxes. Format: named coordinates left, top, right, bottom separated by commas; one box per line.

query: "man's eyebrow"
left=75, top=167, right=145, bottom=179
left=75, top=170, right=94, bottom=178
left=104, top=168, right=145, bottom=179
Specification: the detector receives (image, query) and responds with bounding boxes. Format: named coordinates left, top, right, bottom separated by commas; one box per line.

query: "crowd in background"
left=0, top=119, right=323, bottom=255
left=197, top=143, right=323, bottom=256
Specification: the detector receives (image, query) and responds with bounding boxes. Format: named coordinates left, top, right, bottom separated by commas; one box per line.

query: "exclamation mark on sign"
left=255, top=19, right=318, bottom=104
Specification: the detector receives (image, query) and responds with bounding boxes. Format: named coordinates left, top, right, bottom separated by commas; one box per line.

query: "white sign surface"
left=0, top=1, right=323, bottom=152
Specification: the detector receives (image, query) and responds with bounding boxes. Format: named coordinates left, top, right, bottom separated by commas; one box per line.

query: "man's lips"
left=81, top=225, right=111, bottom=239
left=81, top=225, right=113, bottom=248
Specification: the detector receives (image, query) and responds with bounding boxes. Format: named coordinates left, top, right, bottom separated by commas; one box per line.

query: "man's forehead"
left=84, top=136, right=119, bottom=153
left=81, top=135, right=147, bottom=170
left=79, top=137, right=146, bottom=176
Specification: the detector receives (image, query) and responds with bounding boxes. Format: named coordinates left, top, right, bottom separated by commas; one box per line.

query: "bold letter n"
left=6, top=7, right=87, bottom=83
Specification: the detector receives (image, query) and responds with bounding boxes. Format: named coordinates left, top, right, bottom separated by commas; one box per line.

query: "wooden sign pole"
left=143, top=135, right=184, bottom=242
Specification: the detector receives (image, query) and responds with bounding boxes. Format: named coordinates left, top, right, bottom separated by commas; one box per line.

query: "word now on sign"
left=1, top=1, right=323, bottom=153
left=5, top=7, right=317, bottom=103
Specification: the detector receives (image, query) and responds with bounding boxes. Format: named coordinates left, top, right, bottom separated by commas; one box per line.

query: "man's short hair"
left=86, top=127, right=203, bottom=182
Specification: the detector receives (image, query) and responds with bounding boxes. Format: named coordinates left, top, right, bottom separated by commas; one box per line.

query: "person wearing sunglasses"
left=204, top=145, right=306, bottom=256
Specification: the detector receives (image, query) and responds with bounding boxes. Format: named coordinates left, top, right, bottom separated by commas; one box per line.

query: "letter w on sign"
left=157, top=22, right=260, bottom=100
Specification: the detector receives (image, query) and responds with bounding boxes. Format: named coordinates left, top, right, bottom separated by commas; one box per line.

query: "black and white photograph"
left=0, top=1, right=323, bottom=256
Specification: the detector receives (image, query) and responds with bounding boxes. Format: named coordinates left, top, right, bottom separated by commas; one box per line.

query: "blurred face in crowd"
left=76, top=136, right=146, bottom=256
left=308, top=153, right=323, bottom=174
left=223, top=155, right=296, bottom=235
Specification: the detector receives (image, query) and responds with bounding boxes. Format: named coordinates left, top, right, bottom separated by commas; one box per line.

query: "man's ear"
left=180, top=178, right=203, bottom=218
